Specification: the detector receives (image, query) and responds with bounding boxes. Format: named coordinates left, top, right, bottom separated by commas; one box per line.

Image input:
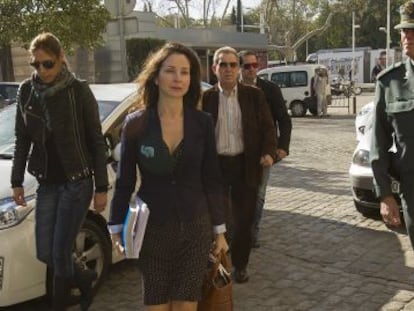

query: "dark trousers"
left=400, top=173, right=414, bottom=249
left=253, top=166, right=271, bottom=237
left=219, top=154, right=258, bottom=271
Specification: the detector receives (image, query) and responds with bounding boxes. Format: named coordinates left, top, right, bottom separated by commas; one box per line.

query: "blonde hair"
left=29, top=32, right=63, bottom=58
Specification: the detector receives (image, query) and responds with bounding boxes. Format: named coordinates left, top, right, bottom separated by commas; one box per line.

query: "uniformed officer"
left=371, top=1, right=414, bottom=247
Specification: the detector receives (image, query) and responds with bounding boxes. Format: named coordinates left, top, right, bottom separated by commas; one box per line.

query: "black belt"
left=218, top=153, right=244, bottom=162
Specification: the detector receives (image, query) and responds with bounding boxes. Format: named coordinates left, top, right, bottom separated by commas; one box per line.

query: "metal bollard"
left=352, top=96, right=357, bottom=114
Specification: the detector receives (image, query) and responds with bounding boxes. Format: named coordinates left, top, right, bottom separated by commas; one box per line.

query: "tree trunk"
left=0, top=45, right=15, bottom=82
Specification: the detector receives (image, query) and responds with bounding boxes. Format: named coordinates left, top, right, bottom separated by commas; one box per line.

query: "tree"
left=146, top=0, right=232, bottom=28
left=126, top=38, right=165, bottom=80
left=0, top=0, right=110, bottom=81
left=250, top=0, right=406, bottom=61
left=308, top=0, right=405, bottom=55
left=271, top=13, right=333, bottom=62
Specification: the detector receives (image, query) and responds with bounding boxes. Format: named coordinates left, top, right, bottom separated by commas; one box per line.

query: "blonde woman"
left=11, top=32, right=108, bottom=310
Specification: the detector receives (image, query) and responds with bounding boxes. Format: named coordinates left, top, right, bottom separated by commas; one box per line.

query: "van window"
left=271, top=71, right=308, bottom=88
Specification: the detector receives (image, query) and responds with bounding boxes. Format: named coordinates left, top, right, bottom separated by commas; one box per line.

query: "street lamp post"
left=117, top=0, right=129, bottom=82
left=352, top=11, right=360, bottom=82
left=168, top=0, right=181, bottom=29
left=386, top=0, right=391, bottom=67
left=379, top=26, right=392, bottom=55
left=241, top=3, right=244, bottom=32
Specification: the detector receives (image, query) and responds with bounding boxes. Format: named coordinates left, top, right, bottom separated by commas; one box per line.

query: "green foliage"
left=305, top=0, right=405, bottom=59
left=241, top=0, right=406, bottom=61
left=126, top=37, right=166, bottom=81
left=0, top=0, right=110, bottom=52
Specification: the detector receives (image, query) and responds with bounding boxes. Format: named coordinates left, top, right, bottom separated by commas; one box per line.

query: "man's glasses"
left=30, top=60, right=56, bottom=70
left=218, top=62, right=238, bottom=69
left=242, top=63, right=259, bottom=70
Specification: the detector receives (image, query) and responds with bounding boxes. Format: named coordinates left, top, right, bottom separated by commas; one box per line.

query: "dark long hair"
left=134, top=42, right=202, bottom=110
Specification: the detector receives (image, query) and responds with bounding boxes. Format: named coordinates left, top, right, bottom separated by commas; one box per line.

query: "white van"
left=258, top=64, right=328, bottom=117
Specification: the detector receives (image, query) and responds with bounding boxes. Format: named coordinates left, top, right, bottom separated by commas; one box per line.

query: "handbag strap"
left=211, top=250, right=231, bottom=279
left=219, top=250, right=231, bottom=270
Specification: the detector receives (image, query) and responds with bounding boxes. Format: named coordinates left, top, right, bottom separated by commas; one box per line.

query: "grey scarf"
left=31, top=65, right=75, bottom=130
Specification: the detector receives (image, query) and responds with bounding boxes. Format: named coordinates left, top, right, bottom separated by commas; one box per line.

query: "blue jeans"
left=253, top=166, right=271, bottom=237
left=35, top=178, right=93, bottom=277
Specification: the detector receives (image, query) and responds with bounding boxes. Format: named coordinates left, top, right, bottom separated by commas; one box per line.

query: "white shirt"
left=215, top=83, right=244, bottom=156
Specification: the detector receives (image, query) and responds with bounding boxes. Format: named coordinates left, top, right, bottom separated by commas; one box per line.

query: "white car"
left=355, top=101, right=374, bottom=141
left=0, top=82, right=19, bottom=109
left=349, top=102, right=400, bottom=216
left=258, top=64, right=329, bottom=117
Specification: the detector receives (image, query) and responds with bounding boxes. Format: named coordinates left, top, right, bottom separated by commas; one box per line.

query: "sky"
left=135, top=0, right=261, bottom=19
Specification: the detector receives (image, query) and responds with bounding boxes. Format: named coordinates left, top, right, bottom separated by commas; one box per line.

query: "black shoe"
left=234, top=269, right=249, bottom=283
left=74, top=266, right=98, bottom=311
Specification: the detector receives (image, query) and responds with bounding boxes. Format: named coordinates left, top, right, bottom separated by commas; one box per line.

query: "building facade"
left=11, top=1, right=270, bottom=83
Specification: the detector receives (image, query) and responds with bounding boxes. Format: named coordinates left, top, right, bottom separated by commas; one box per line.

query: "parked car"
left=257, top=64, right=329, bottom=117
left=0, top=82, right=19, bottom=109
left=355, top=101, right=374, bottom=141
left=0, top=80, right=212, bottom=307
left=349, top=102, right=400, bottom=216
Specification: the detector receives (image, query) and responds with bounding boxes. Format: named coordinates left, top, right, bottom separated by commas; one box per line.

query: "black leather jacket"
left=11, top=78, right=108, bottom=192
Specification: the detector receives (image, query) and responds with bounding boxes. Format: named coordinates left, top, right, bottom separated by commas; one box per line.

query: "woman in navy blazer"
left=108, top=42, right=228, bottom=310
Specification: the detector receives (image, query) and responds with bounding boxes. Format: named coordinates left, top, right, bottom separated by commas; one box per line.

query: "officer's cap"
left=395, top=1, right=414, bottom=29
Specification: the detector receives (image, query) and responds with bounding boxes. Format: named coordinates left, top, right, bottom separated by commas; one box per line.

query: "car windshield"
left=97, top=100, right=121, bottom=122
left=0, top=99, right=120, bottom=158
left=0, top=105, right=17, bottom=158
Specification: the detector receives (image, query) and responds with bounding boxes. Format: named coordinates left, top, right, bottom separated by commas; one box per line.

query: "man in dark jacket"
left=239, top=50, right=292, bottom=248
left=371, top=51, right=387, bottom=82
left=202, top=46, right=277, bottom=283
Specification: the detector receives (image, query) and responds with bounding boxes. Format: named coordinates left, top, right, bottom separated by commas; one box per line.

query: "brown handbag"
left=198, top=250, right=233, bottom=311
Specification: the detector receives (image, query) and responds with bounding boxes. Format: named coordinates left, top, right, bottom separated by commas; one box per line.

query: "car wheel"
left=46, top=218, right=111, bottom=302
left=354, top=200, right=380, bottom=218
left=290, top=101, right=307, bottom=117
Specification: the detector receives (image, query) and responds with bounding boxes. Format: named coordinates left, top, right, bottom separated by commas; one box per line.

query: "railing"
left=330, top=95, right=351, bottom=114
left=329, top=95, right=361, bottom=114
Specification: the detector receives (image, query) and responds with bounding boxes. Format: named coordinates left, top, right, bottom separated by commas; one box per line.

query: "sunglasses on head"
left=242, top=63, right=259, bottom=70
left=218, top=62, right=239, bottom=69
left=30, top=60, right=56, bottom=70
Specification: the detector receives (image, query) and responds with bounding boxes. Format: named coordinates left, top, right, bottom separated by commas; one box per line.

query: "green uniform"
left=371, top=59, right=414, bottom=245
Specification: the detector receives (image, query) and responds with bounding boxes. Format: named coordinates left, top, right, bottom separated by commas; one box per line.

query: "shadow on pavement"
left=235, top=209, right=414, bottom=311
left=267, top=164, right=352, bottom=197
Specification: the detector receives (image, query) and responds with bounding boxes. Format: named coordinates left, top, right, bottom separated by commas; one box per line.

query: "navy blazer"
left=109, top=106, right=225, bottom=227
